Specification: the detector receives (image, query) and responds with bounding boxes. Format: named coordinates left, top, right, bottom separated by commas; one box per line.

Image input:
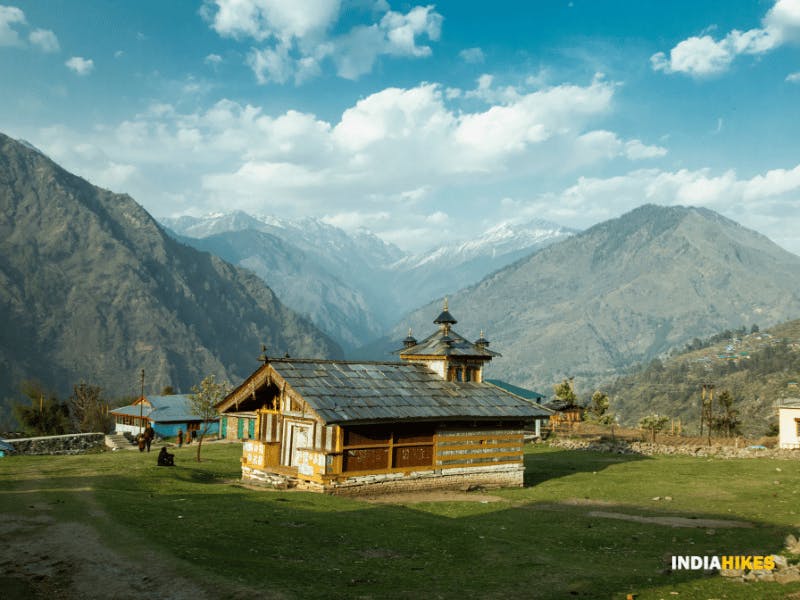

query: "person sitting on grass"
left=157, top=446, right=175, bottom=466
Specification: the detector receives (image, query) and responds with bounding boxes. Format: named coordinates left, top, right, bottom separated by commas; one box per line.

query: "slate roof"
left=111, top=395, right=217, bottom=423
left=260, top=359, right=542, bottom=424
left=397, top=328, right=500, bottom=358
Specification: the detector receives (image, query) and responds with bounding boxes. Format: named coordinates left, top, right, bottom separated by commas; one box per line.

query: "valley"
left=3, top=134, right=800, bottom=435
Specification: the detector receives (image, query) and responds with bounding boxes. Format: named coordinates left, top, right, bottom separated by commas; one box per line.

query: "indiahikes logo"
left=671, top=555, right=776, bottom=571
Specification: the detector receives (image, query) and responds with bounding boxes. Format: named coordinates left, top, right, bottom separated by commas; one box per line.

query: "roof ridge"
left=268, top=358, right=408, bottom=366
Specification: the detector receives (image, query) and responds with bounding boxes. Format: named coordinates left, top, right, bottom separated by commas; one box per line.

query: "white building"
left=778, top=399, right=800, bottom=449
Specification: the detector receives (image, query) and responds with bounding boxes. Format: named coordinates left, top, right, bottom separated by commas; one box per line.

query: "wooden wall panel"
left=393, top=445, right=433, bottom=468
left=436, top=430, right=524, bottom=467
left=343, top=447, right=389, bottom=471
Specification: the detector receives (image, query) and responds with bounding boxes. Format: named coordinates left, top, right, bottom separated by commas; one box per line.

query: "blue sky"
left=2, top=1, right=800, bottom=253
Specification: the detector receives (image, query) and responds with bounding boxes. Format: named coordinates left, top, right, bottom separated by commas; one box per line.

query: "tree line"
left=11, top=381, right=119, bottom=436
left=552, top=375, right=743, bottom=441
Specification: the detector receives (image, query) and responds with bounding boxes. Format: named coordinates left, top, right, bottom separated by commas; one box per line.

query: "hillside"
left=163, top=212, right=405, bottom=339
left=372, top=205, right=800, bottom=393
left=606, top=319, right=800, bottom=436
left=0, top=133, right=342, bottom=423
left=181, top=229, right=382, bottom=350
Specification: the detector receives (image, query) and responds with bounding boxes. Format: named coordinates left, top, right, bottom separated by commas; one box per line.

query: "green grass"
left=2, top=443, right=799, bottom=599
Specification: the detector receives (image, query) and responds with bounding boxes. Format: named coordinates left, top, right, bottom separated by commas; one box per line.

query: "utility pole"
left=707, top=384, right=714, bottom=446
left=700, top=384, right=705, bottom=437
left=701, top=383, right=714, bottom=445
left=139, top=369, right=145, bottom=436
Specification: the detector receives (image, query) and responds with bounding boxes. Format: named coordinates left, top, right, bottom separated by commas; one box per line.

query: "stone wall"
left=3, top=433, right=106, bottom=455
left=549, top=438, right=800, bottom=460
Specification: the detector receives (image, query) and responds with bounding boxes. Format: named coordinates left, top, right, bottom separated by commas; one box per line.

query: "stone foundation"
left=241, top=463, right=524, bottom=494
left=241, top=465, right=295, bottom=489
left=3, top=433, right=106, bottom=455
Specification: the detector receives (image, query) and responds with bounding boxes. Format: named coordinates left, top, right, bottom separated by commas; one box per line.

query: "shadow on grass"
left=523, top=445, right=650, bottom=487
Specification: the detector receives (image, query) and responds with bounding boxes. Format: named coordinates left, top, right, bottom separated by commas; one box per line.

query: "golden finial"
left=443, top=297, right=449, bottom=311
left=408, top=327, right=413, bottom=336
left=480, top=329, right=484, bottom=338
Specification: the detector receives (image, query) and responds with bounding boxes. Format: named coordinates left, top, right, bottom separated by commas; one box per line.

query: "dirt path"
left=586, top=510, right=753, bottom=529
left=0, top=464, right=263, bottom=600
left=533, top=499, right=755, bottom=529
left=0, top=513, right=214, bottom=599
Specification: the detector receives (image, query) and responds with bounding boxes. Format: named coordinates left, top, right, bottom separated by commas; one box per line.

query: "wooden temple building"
left=216, top=302, right=550, bottom=494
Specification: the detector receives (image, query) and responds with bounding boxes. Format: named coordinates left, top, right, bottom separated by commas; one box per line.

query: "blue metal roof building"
left=485, top=379, right=547, bottom=404
left=111, top=394, right=219, bottom=438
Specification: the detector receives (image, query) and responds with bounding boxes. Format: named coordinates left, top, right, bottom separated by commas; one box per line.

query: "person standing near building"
left=177, top=428, right=184, bottom=448
left=143, top=423, right=155, bottom=452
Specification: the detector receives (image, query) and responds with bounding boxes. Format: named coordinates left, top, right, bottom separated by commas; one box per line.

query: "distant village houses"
left=111, top=394, right=219, bottom=439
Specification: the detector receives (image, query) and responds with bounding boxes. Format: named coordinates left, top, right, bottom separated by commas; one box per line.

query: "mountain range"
left=0, top=133, right=341, bottom=424
left=373, top=204, right=800, bottom=392
left=162, top=212, right=575, bottom=349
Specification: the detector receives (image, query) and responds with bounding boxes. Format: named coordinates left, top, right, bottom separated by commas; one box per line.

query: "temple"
left=216, top=301, right=550, bottom=494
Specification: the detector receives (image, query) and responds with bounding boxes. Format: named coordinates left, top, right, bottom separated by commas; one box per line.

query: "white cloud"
left=38, top=78, right=646, bottom=197
left=205, top=53, right=223, bottom=66
left=625, top=139, right=668, bottom=160
left=380, top=5, right=441, bottom=57
left=507, top=164, right=800, bottom=255
left=322, top=210, right=391, bottom=230
left=65, top=56, right=94, bottom=75
left=0, top=5, right=25, bottom=46
left=425, top=210, right=449, bottom=224
left=97, top=162, right=139, bottom=188
left=27, top=75, right=670, bottom=251
left=38, top=126, right=139, bottom=190
left=464, top=74, right=521, bottom=104
left=765, top=0, right=800, bottom=40
left=651, top=0, right=800, bottom=77
left=459, top=47, right=484, bottom=64
left=322, top=5, right=444, bottom=80
left=203, top=0, right=442, bottom=83
left=28, top=28, right=59, bottom=52
left=787, top=71, right=800, bottom=82
left=247, top=43, right=292, bottom=84
left=650, top=36, right=737, bottom=77
left=202, top=0, right=341, bottom=42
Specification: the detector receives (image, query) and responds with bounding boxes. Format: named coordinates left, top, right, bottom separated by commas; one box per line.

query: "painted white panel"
left=779, top=407, right=800, bottom=449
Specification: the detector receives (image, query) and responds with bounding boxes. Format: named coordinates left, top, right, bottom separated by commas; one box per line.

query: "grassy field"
left=2, top=443, right=800, bottom=599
